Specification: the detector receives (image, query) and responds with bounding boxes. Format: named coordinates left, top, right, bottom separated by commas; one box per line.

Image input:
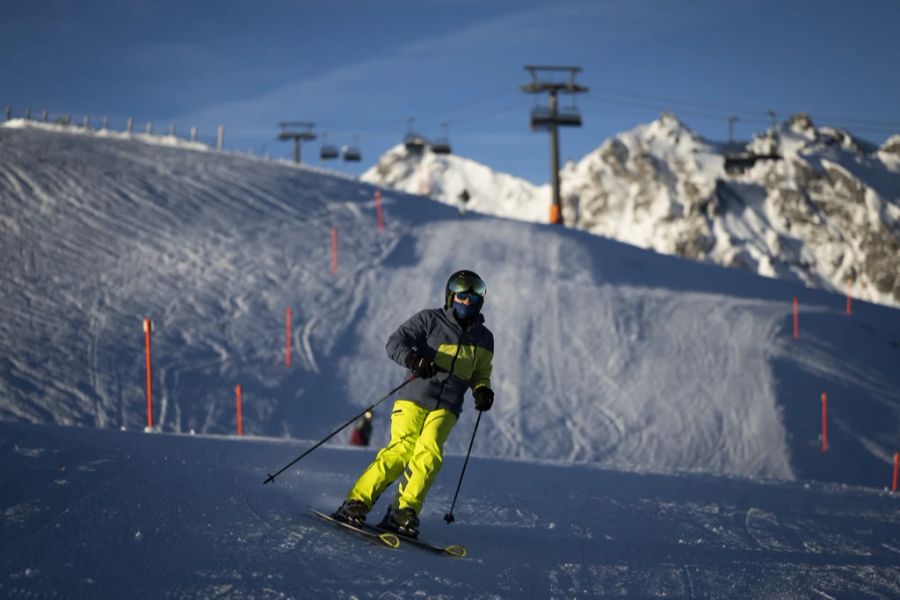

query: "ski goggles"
left=454, top=290, right=482, bottom=302
left=447, top=273, right=486, bottom=298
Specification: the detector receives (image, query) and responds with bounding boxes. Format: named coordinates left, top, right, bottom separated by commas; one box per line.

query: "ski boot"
left=379, top=505, right=419, bottom=539
left=332, top=499, right=368, bottom=528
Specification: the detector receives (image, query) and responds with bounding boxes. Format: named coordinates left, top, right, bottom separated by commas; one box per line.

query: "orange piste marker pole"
left=549, top=203, right=561, bottom=225
left=144, top=318, right=153, bottom=429
left=846, top=279, right=853, bottom=316
left=375, top=190, right=384, bottom=231
left=331, top=228, right=338, bottom=274
left=236, top=384, right=243, bottom=436
left=892, top=452, right=899, bottom=492
left=285, top=307, right=292, bottom=368
left=793, top=297, right=799, bottom=339
left=821, top=392, right=828, bottom=453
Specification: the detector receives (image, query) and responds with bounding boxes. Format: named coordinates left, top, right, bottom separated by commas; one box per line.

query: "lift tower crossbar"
left=521, top=65, right=588, bottom=225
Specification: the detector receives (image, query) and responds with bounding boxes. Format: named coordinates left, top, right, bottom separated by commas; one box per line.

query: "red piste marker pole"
left=144, top=318, right=153, bottom=430
left=331, top=228, right=338, bottom=274
left=285, top=307, right=292, bottom=368
left=375, top=190, right=385, bottom=231
left=892, top=452, right=899, bottom=493
left=793, top=297, right=799, bottom=339
left=846, top=279, right=853, bottom=316
left=821, top=392, right=828, bottom=453
left=236, top=384, right=243, bottom=436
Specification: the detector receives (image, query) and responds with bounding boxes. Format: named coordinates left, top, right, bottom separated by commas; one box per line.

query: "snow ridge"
left=362, top=113, right=900, bottom=308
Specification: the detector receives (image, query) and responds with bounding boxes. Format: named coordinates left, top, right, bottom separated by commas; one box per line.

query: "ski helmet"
left=444, top=270, right=487, bottom=313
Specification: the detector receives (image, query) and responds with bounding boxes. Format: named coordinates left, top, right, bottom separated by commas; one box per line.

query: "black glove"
left=473, top=387, right=494, bottom=412
left=405, top=352, right=438, bottom=379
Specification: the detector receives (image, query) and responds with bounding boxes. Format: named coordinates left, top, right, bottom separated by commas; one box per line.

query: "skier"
left=332, top=270, right=495, bottom=538
left=348, top=411, right=374, bottom=446
left=457, top=189, right=470, bottom=215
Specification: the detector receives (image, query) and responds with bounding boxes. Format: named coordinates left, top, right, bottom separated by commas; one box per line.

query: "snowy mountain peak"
left=753, top=112, right=878, bottom=157
left=361, top=144, right=549, bottom=222
left=645, top=110, right=696, bottom=139
left=879, top=133, right=900, bottom=157
left=365, top=113, right=900, bottom=308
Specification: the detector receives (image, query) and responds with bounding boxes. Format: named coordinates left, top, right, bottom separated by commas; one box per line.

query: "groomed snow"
left=2, top=124, right=900, bottom=597
left=3, top=422, right=900, bottom=598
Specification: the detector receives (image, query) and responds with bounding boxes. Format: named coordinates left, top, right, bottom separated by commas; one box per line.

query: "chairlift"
left=559, top=93, right=583, bottom=127
left=404, top=117, right=428, bottom=153
left=529, top=100, right=582, bottom=129
left=342, top=135, right=362, bottom=162
left=319, top=133, right=339, bottom=160
left=530, top=106, right=553, bottom=131
left=321, top=145, right=339, bottom=160
left=430, top=123, right=452, bottom=155
left=343, top=146, right=362, bottom=162
left=405, top=134, right=427, bottom=152
left=557, top=104, right=582, bottom=127
left=430, top=140, right=451, bottom=154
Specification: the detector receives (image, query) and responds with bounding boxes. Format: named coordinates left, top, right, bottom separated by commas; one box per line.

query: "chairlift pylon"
left=277, top=121, right=317, bottom=164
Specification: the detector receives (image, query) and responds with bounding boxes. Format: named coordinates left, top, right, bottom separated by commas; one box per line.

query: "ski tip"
left=378, top=532, right=401, bottom=548
left=445, top=544, right=467, bottom=558
left=263, top=473, right=275, bottom=485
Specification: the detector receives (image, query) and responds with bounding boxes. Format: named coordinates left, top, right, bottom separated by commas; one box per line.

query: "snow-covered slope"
left=2, top=122, right=900, bottom=489
left=3, top=121, right=900, bottom=598
left=3, top=420, right=900, bottom=599
left=362, top=113, right=900, bottom=309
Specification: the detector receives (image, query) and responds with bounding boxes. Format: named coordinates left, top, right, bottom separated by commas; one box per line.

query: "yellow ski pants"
left=347, top=400, right=457, bottom=513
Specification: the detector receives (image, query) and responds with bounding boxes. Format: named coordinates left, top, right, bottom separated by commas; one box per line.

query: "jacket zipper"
left=435, top=326, right=466, bottom=410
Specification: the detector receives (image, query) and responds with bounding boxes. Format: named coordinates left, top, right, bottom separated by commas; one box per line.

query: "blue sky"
left=4, top=0, right=899, bottom=183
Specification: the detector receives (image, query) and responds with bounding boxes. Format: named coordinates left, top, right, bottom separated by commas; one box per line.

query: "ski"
left=371, top=525, right=467, bottom=558
left=308, top=507, right=400, bottom=549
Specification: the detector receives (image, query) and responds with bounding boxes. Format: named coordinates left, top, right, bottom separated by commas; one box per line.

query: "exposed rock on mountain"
left=363, top=113, right=900, bottom=308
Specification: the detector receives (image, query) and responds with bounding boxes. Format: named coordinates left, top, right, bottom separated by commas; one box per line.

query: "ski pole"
left=443, top=410, right=483, bottom=524
left=263, top=375, right=415, bottom=485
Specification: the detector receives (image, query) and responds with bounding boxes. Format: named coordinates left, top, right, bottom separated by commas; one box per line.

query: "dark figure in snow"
left=333, top=270, right=495, bottom=538
left=348, top=410, right=373, bottom=446
left=457, top=189, right=470, bottom=215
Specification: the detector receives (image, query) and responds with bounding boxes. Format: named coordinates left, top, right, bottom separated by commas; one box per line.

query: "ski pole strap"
left=263, top=375, right=415, bottom=485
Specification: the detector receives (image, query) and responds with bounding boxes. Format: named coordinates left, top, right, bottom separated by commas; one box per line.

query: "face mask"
left=453, top=299, right=479, bottom=320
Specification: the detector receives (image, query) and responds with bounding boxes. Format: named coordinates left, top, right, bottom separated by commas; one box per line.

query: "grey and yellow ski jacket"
left=386, top=307, right=494, bottom=417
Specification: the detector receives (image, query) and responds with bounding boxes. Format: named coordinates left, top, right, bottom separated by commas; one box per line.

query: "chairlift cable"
left=582, top=85, right=900, bottom=131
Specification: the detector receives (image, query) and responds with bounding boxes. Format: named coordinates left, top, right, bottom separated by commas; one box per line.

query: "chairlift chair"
left=320, top=134, right=339, bottom=160
left=321, top=145, right=339, bottom=160
left=556, top=108, right=582, bottom=127
left=430, top=140, right=451, bottom=154
left=529, top=99, right=582, bottom=129
left=343, top=145, right=362, bottom=162
left=342, top=135, right=362, bottom=162
left=404, top=133, right=427, bottom=152
left=530, top=106, right=553, bottom=131
left=404, top=117, right=428, bottom=153
left=430, top=123, right=453, bottom=155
